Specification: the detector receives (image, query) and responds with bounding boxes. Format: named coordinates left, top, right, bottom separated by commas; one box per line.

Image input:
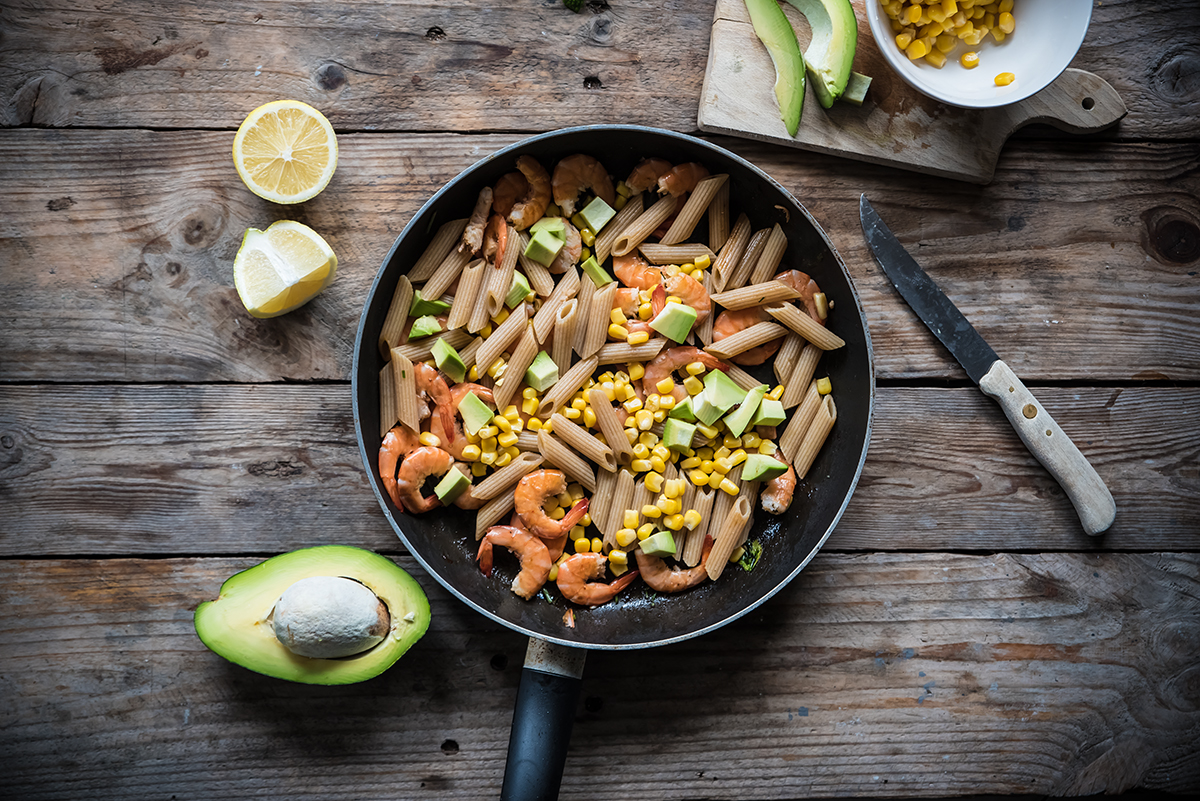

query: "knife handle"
left=978, top=360, right=1116, bottom=536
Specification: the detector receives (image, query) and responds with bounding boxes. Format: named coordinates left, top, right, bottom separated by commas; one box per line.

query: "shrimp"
left=483, top=213, right=507, bottom=267
left=430, top=384, right=495, bottom=459
left=657, top=162, right=709, bottom=197
left=509, top=510, right=567, bottom=561
left=626, top=158, right=672, bottom=193
left=547, top=218, right=582, bottom=274
left=415, top=361, right=456, bottom=437
left=378, top=425, right=422, bottom=511
left=760, top=460, right=797, bottom=514
left=635, top=535, right=713, bottom=592
left=477, top=525, right=553, bottom=599
left=642, top=346, right=724, bottom=401
left=613, top=252, right=662, bottom=291
left=462, top=186, right=494, bottom=256
left=711, top=307, right=781, bottom=366
left=392, top=446, right=455, bottom=514
left=447, top=462, right=487, bottom=510
left=662, top=272, right=712, bottom=330
left=492, top=171, right=529, bottom=219
left=774, top=269, right=826, bottom=325
left=514, top=469, right=589, bottom=539
left=552, top=154, right=616, bottom=217
left=508, top=155, right=552, bottom=231
left=612, top=286, right=642, bottom=317
left=555, top=553, right=640, bottom=607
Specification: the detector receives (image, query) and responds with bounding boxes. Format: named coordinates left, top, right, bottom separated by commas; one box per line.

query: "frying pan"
left=352, top=126, right=874, bottom=799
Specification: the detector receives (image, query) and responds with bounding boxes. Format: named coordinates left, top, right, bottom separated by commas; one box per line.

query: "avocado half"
left=194, top=545, right=430, bottom=685
left=784, top=0, right=858, bottom=109
left=745, top=0, right=806, bottom=137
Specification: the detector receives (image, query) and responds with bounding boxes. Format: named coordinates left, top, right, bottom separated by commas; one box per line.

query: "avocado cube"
left=661, top=418, right=696, bottom=453
left=434, top=465, right=471, bottom=503
left=639, top=530, right=676, bottom=558
left=458, top=390, right=494, bottom=436
left=408, top=315, right=443, bottom=340
left=648, top=302, right=697, bottom=343
left=668, top=395, right=696, bottom=422
left=524, top=228, right=565, bottom=267
left=409, top=290, right=451, bottom=317
left=703, top=369, right=747, bottom=414
left=723, top=384, right=769, bottom=438
left=431, top=338, right=467, bottom=384
left=580, top=255, right=613, bottom=287
left=691, top=390, right=724, bottom=426
left=741, top=453, right=788, bottom=482
left=579, top=196, right=616, bottom=233
left=530, top=216, right=567, bottom=241
left=504, top=271, right=533, bottom=308
left=524, top=351, right=559, bottom=393
left=750, top=397, right=786, bottom=428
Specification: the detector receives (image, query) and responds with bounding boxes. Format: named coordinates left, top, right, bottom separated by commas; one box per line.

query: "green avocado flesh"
left=745, top=0, right=805, bottom=137
left=784, top=0, right=858, bottom=109
left=194, top=545, right=430, bottom=685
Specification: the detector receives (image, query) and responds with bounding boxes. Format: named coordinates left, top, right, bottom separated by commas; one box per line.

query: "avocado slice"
left=524, top=228, right=565, bottom=267
left=723, top=384, right=769, bottom=438
left=458, top=389, right=494, bottom=436
left=505, top=270, right=533, bottom=308
left=409, top=290, right=451, bottom=317
left=435, top=464, right=471, bottom=503
left=431, top=337, right=466, bottom=383
left=639, top=531, right=677, bottom=558
left=525, top=350, right=560, bottom=393
left=579, top=196, right=616, bottom=233
left=745, top=0, right=805, bottom=137
left=194, top=545, right=430, bottom=685
left=742, top=453, right=789, bottom=482
left=530, top=216, right=567, bottom=241
left=662, top=417, right=697, bottom=453
left=409, top=315, right=442, bottom=340
left=668, top=395, right=697, bottom=423
left=784, top=0, right=857, bottom=109
left=580, top=255, right=613, bottom=287
left=750, top=397, right=787, bottom=428
left=649, top=302, right=698, bottom=343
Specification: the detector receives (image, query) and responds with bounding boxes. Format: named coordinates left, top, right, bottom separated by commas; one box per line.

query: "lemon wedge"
left=234, top=221, right=337, bottom=318
left=233, top=100, right=337, bottom=204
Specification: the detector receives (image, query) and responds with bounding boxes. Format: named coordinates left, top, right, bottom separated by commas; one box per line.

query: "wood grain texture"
left=1, top=129, right=1196, bottom=383
left=1, top=553, right=1196, bottom=799
left=2, top=384, right=1196, bottom=555
left=1, top=0, right=1195, bottom=139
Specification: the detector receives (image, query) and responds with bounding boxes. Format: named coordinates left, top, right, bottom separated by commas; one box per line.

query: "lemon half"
left=234, top=220, right=337, bottom=318
left=233, top=100, right=337, bottom=204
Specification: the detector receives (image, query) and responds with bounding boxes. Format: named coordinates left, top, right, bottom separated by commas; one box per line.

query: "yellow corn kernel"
left=994, top=71, right=1015, bottom=86
left=635, top=410, right=654, bottom=430
left=622, top=397, right=643, bottom=414
left=461, top=444, right=482, bottom=461
left=961, top=50, right=979, bottom=68
left=683, top=376, right=704, bottom=396
left=579, top=407, right=595, bottom=429
left=522, top=386, right=538, bottom=401
left=493, top=451, right=512, bottom=468
left=546, top=506, right=566, bottom=522
left=655, top=377, right=676, bottom=395
left=636, top=522, right=656, bottom=540
left=683, top=361, right=705, bottom=376
left=548, top=563, right=559, bottom=581
left=632, top=443, right=650, bottom=460
left=714, top=446, right=732, bottom=460
left=417, top=431, right=440, bottom=448
left=758, top=440, right=778, bottom=456
left=579, top=511, right=592, bottom=527
left=590, top=537, right=603, bottom=553
left=609, top=308, right=626, bottom=326
left=580, top=228, right=596, bottom=247
left=816, top=376, right=833, bottom=395
left=497, top=432, right=518, bottom=449
left=662, top=497, right=682, bottom=515
left=478, top=425, right=500, bottom=439
left=713, top=457, right=733, bottom=475
left=730, top=449, right=748, bottom=467
left=645, top=471, right=664, bottom=493
left=644, top=394, right=661, bottom=413
left=648, top=456, right=667, bottom=473
left=637, top=302, right=652, bottom=320
left=563, top=407, right=582, bottom=420
left=683, top=509, right=703, bottom=530
left=680, top=456, right=701, bottom=470
left=763, top=384, right=783, bottom=401
left=651, top=409, right=665, bottom=423
left=924, top=49, right=947, bottom=68
left=615, top=528, right=638, bottom=548
left=942, top=0, right=958, bottom=15
left=541, top=419, right=553, bottom=433
left=641, top=504, right=662, bottom=519
left=624, top=427, right=639, bottom=445
left=722, top=435, right=742, bottom=450
left=480, top=450, right=497, bottom=465
left=904, top=4, right=921, bottom=25
left=621, top=509, right=639, bottom=529
left=493, top=415, right=512, bottom=434
left=511, top=418, right=524, bottom=434
left=480, top=436, right=498, bottom=454
left=557, top=491, right=574, bottom=509
left=479, top=324, right=493, bottom=339
left=997, top=10, right=1013, bottom=33
left=718, top=477, right=739, bottom=496
left=695, top=423, right=719, bottom=442
left=694, top=254, right=711, bottom=270
left=467, top=364, right=480, bottom=381
left=998, top=0, right=1011, bottom=11
left=991, top=29, right=1005, bottom=42
left=486, top=359, right=504, bottom=379
left=626, top=362, right=645, bottom=381
left=521, top=397, right=538, bottom=415
left=526, top=416, right=543, bottom=431
left=608, top=549, right=628, bottom=567
left=574, top=537, right=590, bottom=554
left=626, top=330, right=650, bottom=346
left=621, top=384, right=637, bottom=402
left=651, top=444, right=671, bottom=462
left=658, top=394, right=675, bottom=410
left=742, top=433, right=762, bottom=449
left=631, top=458, right=652, bottom=473
left=609, top=323, right=630, bottom=340
left=906, top=38, right=929, bottom=59
left=663, top=513, right=684, bottom=531
left=688, top=469, right=709, bottom=486
left=472, top=461, right=488, bottom=476
left=638, top=431, right=659, bottom=448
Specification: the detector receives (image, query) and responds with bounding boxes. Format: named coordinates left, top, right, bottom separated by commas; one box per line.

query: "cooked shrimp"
left=760, top=460, right=797, bottom=514
left=555, top=553, right=640, bottom=606
left=509, top=510, right=567, bottom=561
left=612, top=286, right=641, bottom=317
left=508, top=155, right=552, bottom=231
left=514, top=469, right=589, bottom=539
left=635, top=535, right=712, bottom=592
left=547, top=218, right=582, bottom=274
left=657, top=162, right=709, bottom=197
left=642, top=346, right=724, bottom=401
left=462, top=186, right=494, bottom=255
left=552, top=154, right=616, bottom=217
left=492, top=171, right=529, bottom=219
left=626, top=158, right=672, bottom=193
left=378, top=425, right=422, bottom=511
left=711, top=307, right=781, bottom=366
left=392, top=446, right=454, bottom=514
left=613, top=252, right=662, bottom=290
left=430, top=384, right=495, bottom=459
left=662, top=272, right=712, bottom=330
left=447, top=462, right=487, bottom=510
left=775, top=269, right=826, bottom=325
left=415, top=361, right=456, bottom=436
left=483, top=213, right=507, bottom=267
left=477, top=525, right=553, bottom=599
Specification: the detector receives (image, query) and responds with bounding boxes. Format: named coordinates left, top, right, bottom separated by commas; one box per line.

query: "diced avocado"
left=409, top=290, right=451, bottom=317
left=431, top=338, right=466, bottom=383
left=668, top=395, right=696, bottom=422
left=692, top=390, right=725, bottom=426
left=841, top=71, right=872, bottom=106
left=458, top=390, right=494, bottom=436
left=434, top=465, right=470, bottom=503
left=745, top=0, right=805, bottom=137
left=723, top=384, right=769, bottom=438
left=750, top=397, right=787, bottom=428
left=784, top=0, right=858, bottom=109
left=504, top=270, right=532, bottom=308
left=648, top=302, right=697, bottom=343
left=741, top=453, right=788, bottom=482
left=524, top=351, right=559, bottom=393
left=703, top=369, right=747, bottom=413
left=524, top=228, right=565, bottom=267
left=580, top=255, right=613, bottom=287
left=639, top=531, right=677, bottom=558
left=530, top=216, right=567, bottom=241
left=579, top=196, right=616, bottom=233
left=661, top=418, right=697, bottom=453
left=408, top=315, right=442, bottom=340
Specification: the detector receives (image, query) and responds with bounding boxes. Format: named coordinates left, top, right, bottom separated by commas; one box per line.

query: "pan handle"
left=500, top=638, right=587, bottom=801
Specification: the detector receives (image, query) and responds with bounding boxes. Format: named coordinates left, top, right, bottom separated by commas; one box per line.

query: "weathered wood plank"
left=2, top=384, right=1196, bottom=554
left=1, top=0, right=1196, bottom=139
left=0, top=553, right=1196, bottom=799
left=1, top=130, right=1197, bottom=382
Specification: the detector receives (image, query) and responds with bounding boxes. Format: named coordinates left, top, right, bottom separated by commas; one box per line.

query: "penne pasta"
left=773, top=333, right=805, bottom=385
left=572, top=273, right=597, bottom=356
left=515, top=429, right=540, bottom=452
left=446, top=258, right=486, bottom=330
left=517, top=231, right=556, bottom=298
left=408, top=218, right=468, bottom=283
left=471, top=451, right=544, bottom=501
left=764, top=303, right=846, bottom=350
left=596, top=338, right=667, bottom=365
left=706, top=496, right=752, bottom=581
left=458, top=336, right=483, bottom=372
left=705, top=321, right=787, bottom=360
left=475, top=301, right=530, bottom=378
left=378, top=360, right=399, bottom=438
left=389, top=349, right=421, bottom=433
left=661, top=173, right=728, bottom=245
left=637, top=243, right=718, bottom=265
left=390, top=328, right=472, bottom=362
left=726, top=227, right=770, bottom=291
left=537, top=355, right=599, bottom=418
left=711, top=213, right=751, bottom=293
left=537, top=429, right=596, bottom=492
left=604, top=469, right=636, bottom=549
left=675, top=482, right=697, bottom=559
left=779, top=381, right=821, bottom=462
left=748, top=223, right=788, bottom=285
left=595, top=192, right=643, bottom=264
left=711, top=280, right=801, bottom=311
left=708, top=180, right=731, bottom=253
left=494, top=322, right=539, bottom=411
left=579, top=281, right=617, bottom=358
left=485, top=223, right=521, bottom=317
left=466, top=266, right=495, bottom=334
left=551, top=413, right=617, bottom=472
left=631, top=479, right=654, bottom=530
left=475, top=491, right=515, bottom=540
left=422, top=244, right=473, bottom=302
left=532, top=266, right=581, bottom=344
left=378, top=274, right=415, bottom=357
left=591, top=467, right=619, bottom=538
left=611, top=193, right=678, bottom=256
left=697, top=269, right=716, bottom=346
left=681, top=488, right=716, bottom=567
left=781, top=344, right=821, bottom=409
left=793, top=395, right=837, bottom=479
left=588, top=388, right=634, bottom=467
left=551, top=298, right=579, bottom=375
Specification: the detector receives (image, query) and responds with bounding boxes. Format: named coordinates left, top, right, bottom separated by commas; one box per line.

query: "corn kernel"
left=631, top=458, right=652, bottom=473
left=683, top=376, right=704, bottom=396
left=638, top=431, right=659, bottom=448
left=895, top=31, right=914, bottom=50
left=563, top=407, right=582, bottom=420
left=481, top=437, right=498, bottom=454
left=638, top=302, right=652, bottom=320
left=609, top=323, right=630, bottom=340
left=615, top=528, right=638, bottom=548
left=640, top=504, right=662, bottom=519
left=580, top=511, right=592, bottom=526
left=645, top=471, right=664, bottom=492
left=591, top=537, right=604, bottom=553
left=622, top=385, right=638, bottom=403
left=608, top=549, right=628, bottom=566
left=417, top=431, right=440, bottom=448
left=522, top=397, right=539, bottom=415
left=651, top=444, right=671, bottom=462
left=695, top=254, right=711, bottom=270
left=712, top=458, right=732, bottom=475
left=906, top=38, right=929, bottom=59
left=730, top=449, right=748, bottom=466
left=557, top=491, right=574, bottom=509
left=581, top=228, right=596, bottom=248
left=574, top=537, right=590, bottom=554
left=527, top=416, right=543, bottom=431
left=658, top=394, right=675, bottom=410
left=683, top=509, right=703, bottom=530
left=636, top=410, right=654, bottom=430
left=487, top=359, right=504, bottom=379
left=644, top=394, right=661, bottom=413
left=816, top=376, right=832, bottom=395
left=548, top=563, right=559, bottom=581
left=718, top=477, right=739, bottom=496
left=480, top=450, right=497, bottom=465
left=647, top=456, right=666, bottom=473
left=697, top=447, right=715, bottom=460
left=624, top=427, right=639, bottom=445
left=493, top=451, right=511, bottom=468
left=742, top=433, right=762, bottom=449
left=663, top=264, right=680, bottom=278
left=522, top=386, right=538, bottom=401
left=550, top=506, right=567, bottom=521
left=498, top=431, right=519, bottom=448
left=714, top=446, right=732, bottom=460
left=622, top=397, right=642, bottom=414
left=924, top=49, right=947, bottom=68
left=634, top=523, right=654, bottom=540
left=961, top=50, right=980, bottom=69
left=661, top=497, right=681, bottom=515
left=663, top=513, right=684, bottom=531
left=461, top=444, right=482, bottom=461
left=620, top=509, right=639, bottom=529
left=652, top=409, right=666, bottom=423
left=758, top=441, right=778, bottom=456
left=541, top=419, right=553, bottom=433
left=994, top=71, right=1014, bottom=86
left=688, top=469, right=709, bottom=486
left=472, top=461, right=488, bottom=476
left=655, top=377, right=676, bottom=395
left=627, top=362, right=645, bottom=381
left=626, top=330, right=650, bottom=346
left=493, top=416, right=512, bottom=434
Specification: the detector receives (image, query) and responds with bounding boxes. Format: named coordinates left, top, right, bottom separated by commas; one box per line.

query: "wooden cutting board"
left=698, top=0, right=1126, bottom=184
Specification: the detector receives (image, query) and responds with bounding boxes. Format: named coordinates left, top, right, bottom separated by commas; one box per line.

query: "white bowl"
left=864, top=0, right=1093, bottom=108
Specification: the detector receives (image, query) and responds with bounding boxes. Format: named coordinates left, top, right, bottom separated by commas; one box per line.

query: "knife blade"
left=859, top=195, right=1116, bottom=536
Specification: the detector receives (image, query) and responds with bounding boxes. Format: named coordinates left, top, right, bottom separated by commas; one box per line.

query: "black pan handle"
left=500, top=638, right=587, bottom=801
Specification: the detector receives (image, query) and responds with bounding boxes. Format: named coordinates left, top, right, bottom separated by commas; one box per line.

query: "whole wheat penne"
left=631, top=479, right=654, bottom=529
left=596, top=338, right=667, bottom=365
left=697, top=270, right=717, bottom=346
left=378, top=275, right=415, bottom=357
left=681, top=488, right=716, bottom=567
left=379, top=360, right=399, bottom=438
left=494, top=322, right=538, bottom=411
left=604, top=469, right=636, bottom=548
left=390, top=328, right=472, bottom=362
left=765, top=303, right=846, bottom=350
left=612, top=193, right=678, bottom=256
left=781, top=344, right=821, bottom=408
left=588, top=389, right=634, bottom=467
left=708, top=180, right=731, bottom=253
left=466, top=268, right=495, bottom=334
left=485, top=225, right=520, bottom=317
left=551, top=299, right=579, bottom=375
left=727, top=227, right=770, bottom=291
left=706, top=496, right=752, bottom=581
left=458, top=336, right=483, bottom=372
left=675, top=482, right=697, bottom=559
left=408, top=218, right=469, bottom=283
left=389, top=349, right=421, bottom=433
left=537, top=355, right=599, bottom=418
left=422, top=245, right=472, bottom=302
left=516, top=429, right=540, bottom=452
left=580, top=281, right=617, bottom=358
left=794, top=395, right=836, bottom=479
left=475, top=491, right=515, bottom=540
left=705, top=321, right=787, bottom=360
left=591, top=467, right=619, bottom=538
left=550, top=413, right=617, bottom=472
left=516, top=232, right=556, bottom=298
left=735, top=500, right=757, bottom=549
left=637, top=243, right=718, bottom=265
left=711, top=280, right=801, bottom=311
left=707, top=477, right=736, bottom=547
left=532, top=266, right=580, bottom=344
left=471, top=451, right=544, bottom=501
left=711, top=213, right=751, bottom=293
left=660, top=174, right=728, bottom=244
left=595, top=192, right=643, bottom=264
left=572, top=273, right=596, bottom=355
left=779, top=381, right=821, bottom=462
left=537, top=429, right=596, bottom=492
left=749, top=223, right=788, bottom=285
left=475, top=300, right=529, bottom=377
left=773, top=333, right=805, bottom=385
left=446, top=259, right=485, bottom=330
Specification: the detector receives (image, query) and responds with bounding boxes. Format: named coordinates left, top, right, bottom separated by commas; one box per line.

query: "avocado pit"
left=272, top=575, right=390, bottom=658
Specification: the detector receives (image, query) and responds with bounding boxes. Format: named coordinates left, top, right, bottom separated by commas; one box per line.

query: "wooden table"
left=2, top=1, right=1198, bottom=798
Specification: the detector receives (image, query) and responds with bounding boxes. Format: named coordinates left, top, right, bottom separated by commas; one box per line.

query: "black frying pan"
left=352, top=126, right=874, bottom=799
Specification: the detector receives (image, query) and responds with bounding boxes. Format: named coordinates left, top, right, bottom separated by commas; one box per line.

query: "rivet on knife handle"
left=978, top=360, right=1116, bottom=536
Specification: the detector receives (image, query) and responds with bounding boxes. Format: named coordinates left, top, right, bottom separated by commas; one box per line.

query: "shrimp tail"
left=650, top=283, right=666, bottom=318
left=477, top=537, right=494, bottom=576
left=611, top=569, right=640, bottom=594
left=561, top=498, right=589, bottom=531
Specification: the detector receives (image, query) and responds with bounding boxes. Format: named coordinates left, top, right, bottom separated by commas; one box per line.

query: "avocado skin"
left=194, top=545, right=430, bottom=685
left=744, top=0, right=805, bottom=137
left=783, top=0, right=858, bottom=109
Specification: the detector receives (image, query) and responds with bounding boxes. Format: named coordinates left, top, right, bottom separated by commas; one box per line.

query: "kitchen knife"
left=859, top=195, right=1116, bottom=536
